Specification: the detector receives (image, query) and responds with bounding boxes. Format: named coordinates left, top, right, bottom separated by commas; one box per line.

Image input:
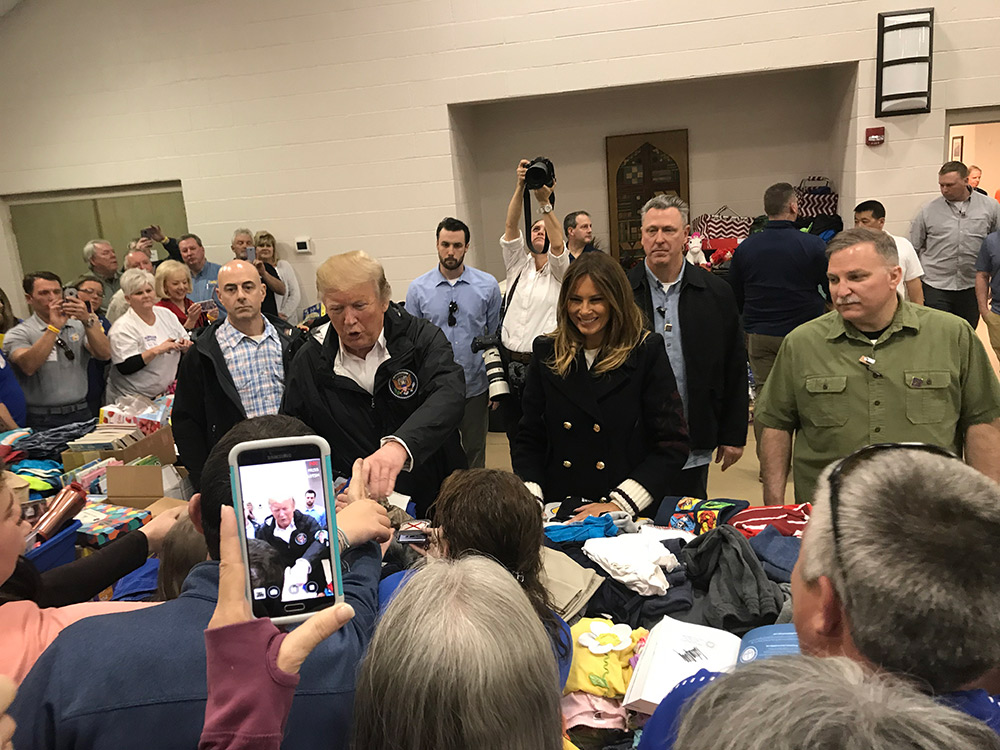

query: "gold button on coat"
left=596, top=461, right=606, bottom=470
left=593, top=424, right=601, bottom=432
left=563, top=421, right=572, bottom=430
left=563, top=460, right=572, bottom=468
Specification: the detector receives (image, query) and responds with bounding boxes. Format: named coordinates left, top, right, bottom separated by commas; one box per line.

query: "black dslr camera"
left=524, top=157, right=556, bottom=191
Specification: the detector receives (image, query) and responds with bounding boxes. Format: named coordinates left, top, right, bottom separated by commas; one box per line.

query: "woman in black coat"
left=512, top=252, right=690, bottom=520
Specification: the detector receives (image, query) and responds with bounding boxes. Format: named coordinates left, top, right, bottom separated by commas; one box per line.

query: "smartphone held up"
left=229, top=436, right=344, bottom=625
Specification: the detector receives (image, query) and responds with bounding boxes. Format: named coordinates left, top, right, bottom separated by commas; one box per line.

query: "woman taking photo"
left=106, top=269, right=191, bottom=404
left=253, top=231, right=301, bottom=321
left=154, top=260, right=206, bottom=331
left=513, top=251, right=689, bottom=521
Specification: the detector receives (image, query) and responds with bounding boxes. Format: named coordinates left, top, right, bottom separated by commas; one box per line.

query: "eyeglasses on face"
left=825, top=442, right=956, bottom=583
left=448, top=300, right=458, bottom=327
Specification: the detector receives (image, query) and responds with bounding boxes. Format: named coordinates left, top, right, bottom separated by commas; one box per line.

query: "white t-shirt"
left=106, top=307, right=190, bottom=403
left=499, top=232, right=570, bottom=353
left=890, top=233, right=924, bottom=301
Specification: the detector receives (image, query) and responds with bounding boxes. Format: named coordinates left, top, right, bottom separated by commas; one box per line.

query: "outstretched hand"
left=207, top=506, right=355, bottom=676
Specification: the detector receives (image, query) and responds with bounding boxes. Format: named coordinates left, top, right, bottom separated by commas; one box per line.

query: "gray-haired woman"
left=105, top=268, right=191, bottom=404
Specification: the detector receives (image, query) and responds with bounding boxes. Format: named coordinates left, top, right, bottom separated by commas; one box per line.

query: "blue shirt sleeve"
left=636, top=669, right=722, bottom=750
left=486, top=279, right=502, bottom=336
left=405, top=284, right=424, bottom=319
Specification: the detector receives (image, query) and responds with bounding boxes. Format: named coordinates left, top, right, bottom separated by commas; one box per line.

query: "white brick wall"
left=0, top=0, right=997, bottom=316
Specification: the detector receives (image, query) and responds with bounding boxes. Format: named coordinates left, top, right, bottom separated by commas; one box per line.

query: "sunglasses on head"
left=448, top=300, right=458, bottom=327
left=826, top=442, right=956, bottom=577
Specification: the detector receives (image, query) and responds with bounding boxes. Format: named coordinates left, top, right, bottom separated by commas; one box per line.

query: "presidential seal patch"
left=389, top=369, right=418, bottom=399
left=295, top=532, right=308, bottom=545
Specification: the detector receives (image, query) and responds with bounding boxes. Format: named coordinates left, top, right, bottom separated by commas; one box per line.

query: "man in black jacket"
left=173, top=260, right=298, bottom=489
left=281, top=250, right=466, bottom=518
left=255, top=496, right=329, bottom=591
left=627, top=195, right=748, bottom=499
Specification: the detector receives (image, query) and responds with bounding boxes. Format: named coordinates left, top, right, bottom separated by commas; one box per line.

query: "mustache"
left=836, top=295, right=861, bottom=305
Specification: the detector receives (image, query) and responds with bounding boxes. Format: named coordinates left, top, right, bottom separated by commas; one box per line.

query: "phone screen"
left=231, top=439, right=344, bottom=620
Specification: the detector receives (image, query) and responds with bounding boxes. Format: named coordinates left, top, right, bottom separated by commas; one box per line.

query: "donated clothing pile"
left=542, top=498, right=809, bottom=747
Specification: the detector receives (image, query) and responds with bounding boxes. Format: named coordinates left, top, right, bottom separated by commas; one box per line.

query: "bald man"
left=173, top=260, right=301, bottom=488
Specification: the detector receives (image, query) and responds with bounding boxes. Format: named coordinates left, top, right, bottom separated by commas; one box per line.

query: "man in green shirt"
left=757, top=227, right=1000, bottom=504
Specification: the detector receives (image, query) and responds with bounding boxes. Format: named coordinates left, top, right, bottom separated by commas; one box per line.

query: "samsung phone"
left=246, top=246, right=256, bottom=263
left=229, top=436, right=344, bottom=624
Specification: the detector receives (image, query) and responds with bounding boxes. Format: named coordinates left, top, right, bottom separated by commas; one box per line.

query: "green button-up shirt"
left=756, top=301, right=1000, bottom=503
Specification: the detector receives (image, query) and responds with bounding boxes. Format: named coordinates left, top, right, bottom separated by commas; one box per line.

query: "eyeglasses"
left=826, top=442, right=956, bottom=581
left=54, top=337, right=75, bottom=361
left=448, top=301, right=458, bottom=327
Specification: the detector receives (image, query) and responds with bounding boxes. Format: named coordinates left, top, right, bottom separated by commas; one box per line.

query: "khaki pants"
left=983, top=310, right=1000, bottom=363
left=747, top=333, right=785, bottom=457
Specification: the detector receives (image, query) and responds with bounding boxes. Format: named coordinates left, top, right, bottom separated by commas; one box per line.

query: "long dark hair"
left=431, top=469, right=570, bottom=660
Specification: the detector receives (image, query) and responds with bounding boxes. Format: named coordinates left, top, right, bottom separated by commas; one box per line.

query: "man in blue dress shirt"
left=406, top=218, right=501, bottom=468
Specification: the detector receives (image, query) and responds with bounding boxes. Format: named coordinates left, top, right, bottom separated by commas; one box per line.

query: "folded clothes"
left=0, top=428, right=32, bottom=446
left=583, top=534, right=680, bottom=596
left=561, top=693, right=627, bottom=731
left=545, top=515, right=619, bottom=543
left=15, top=419, right=96, bottom=461
left=565, top=618, right=646, bottom=699
left=681, top=525, right=785, bottom=635
left=544, top=537, right=694, bottom=628
left=541, top=547, right=604, bottom=621
left=728, top=503, right=812, bottom=539
left=748, top=525, right=801, bottom=584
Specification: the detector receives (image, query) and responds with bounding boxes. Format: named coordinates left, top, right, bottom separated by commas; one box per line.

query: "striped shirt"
left=216, top=317, right=284, bottom=418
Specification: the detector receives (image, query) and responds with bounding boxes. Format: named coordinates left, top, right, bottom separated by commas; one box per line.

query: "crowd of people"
left=0, top=156, right=999, bottom=748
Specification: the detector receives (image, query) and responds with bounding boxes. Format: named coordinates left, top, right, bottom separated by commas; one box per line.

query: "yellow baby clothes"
left=564, top=617, right=647, bottom=698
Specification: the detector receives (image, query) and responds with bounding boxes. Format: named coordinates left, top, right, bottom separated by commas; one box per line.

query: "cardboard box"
left=61, top=425, right=176, bottom=473
left=105, top=464, right=188, bottom=509
left=146, top=497, right=188, bottom=516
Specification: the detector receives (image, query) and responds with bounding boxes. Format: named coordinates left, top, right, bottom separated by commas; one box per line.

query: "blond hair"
left=316, top=250, right=391, bottom=301
left=154, top=260, right=192, bottom=299
left=549, top=252, right=647, bottom=377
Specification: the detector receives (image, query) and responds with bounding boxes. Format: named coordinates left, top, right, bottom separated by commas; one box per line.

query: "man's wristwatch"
left=539, top=203, right=553, bottom=214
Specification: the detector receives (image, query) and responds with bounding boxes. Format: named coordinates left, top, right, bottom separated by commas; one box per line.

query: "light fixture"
left=875, top=8, right=934, bottom=117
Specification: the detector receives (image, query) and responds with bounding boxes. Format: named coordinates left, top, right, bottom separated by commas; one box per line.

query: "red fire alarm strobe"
left=866, top=127, right=886, bottom=146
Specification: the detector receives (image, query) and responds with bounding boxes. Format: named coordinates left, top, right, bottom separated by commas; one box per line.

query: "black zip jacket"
left=280, top=302, right=466, bottom=518
left=627, top=262, right=749, bottom=451
left=173, top=314, right=298, bottom=489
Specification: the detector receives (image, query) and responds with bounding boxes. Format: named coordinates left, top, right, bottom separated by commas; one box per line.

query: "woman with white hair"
left=668, top=655, right=1000, bottom=750
left=198, top=466, right=565, bottom=750
left=105, top=268, right=191, bottom=404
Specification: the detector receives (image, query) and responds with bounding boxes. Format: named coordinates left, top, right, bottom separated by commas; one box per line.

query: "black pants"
left=502, top=383, right=524, bottom=450
left=922, top=282, right=979, bottom=330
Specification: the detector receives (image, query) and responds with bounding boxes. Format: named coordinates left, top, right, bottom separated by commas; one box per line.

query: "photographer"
left=499, top=158, right=567, bottom=448
left=3, top=272, right=110, bottom=429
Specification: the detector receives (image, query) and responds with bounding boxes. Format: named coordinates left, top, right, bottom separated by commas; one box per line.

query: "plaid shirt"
left=216, top=317, right=284, bottom=418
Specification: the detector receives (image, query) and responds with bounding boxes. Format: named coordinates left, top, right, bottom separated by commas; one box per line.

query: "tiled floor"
left=486, top=426, right=782, bottom=507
